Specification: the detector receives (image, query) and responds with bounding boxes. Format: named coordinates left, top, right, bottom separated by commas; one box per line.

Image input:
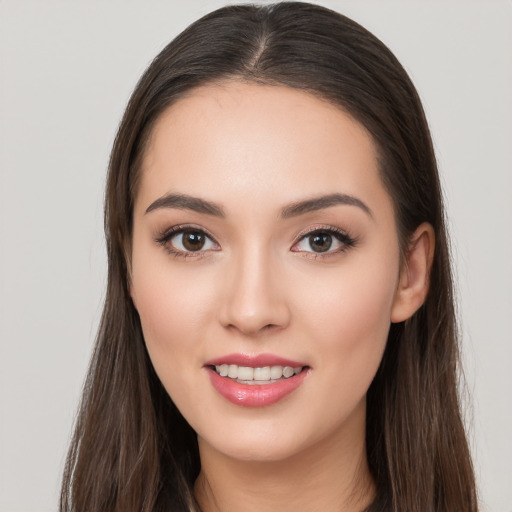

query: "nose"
left=218, top=247, right=291, bottom=337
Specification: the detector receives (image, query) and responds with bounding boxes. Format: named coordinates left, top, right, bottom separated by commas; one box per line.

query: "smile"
left=205, top=354, right=310, bottom=407
left=213, top=364, right=303, bottom=384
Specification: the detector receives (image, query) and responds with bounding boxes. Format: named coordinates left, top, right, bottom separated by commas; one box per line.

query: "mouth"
left=210, top=363, right=306, bottom=385
left=204, top=354, right=310, bottom=407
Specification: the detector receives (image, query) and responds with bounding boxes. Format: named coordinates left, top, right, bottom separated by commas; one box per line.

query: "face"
left=130, top=82, right=402, bottom=462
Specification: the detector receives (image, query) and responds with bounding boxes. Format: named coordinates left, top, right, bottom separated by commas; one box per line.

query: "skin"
left=130, top=82, right=434, bottom=512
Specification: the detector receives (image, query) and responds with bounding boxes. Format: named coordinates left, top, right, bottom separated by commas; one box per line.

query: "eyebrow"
left=281, top=193, right=373, bottom=219
left=145, top=193, right=225, bottom=217
left=145, top=192, right=372, bottom=219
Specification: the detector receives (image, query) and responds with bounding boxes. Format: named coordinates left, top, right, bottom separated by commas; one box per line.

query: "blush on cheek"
left=310, top=271, right=394, bottom=371
left=134, top=264, right=202, bottom=333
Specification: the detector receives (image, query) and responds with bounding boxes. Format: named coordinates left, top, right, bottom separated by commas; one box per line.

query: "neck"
left=194, top=405, right=375, bottom=512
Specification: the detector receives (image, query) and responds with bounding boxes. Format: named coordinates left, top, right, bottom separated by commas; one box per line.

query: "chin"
left=200, top=432, right=308, bottom=463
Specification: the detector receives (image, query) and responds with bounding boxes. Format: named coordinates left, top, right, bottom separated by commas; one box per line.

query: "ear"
left=391, top=222, right=435, bottom=323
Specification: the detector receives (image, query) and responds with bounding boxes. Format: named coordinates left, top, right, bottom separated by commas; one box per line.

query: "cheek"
left=132, top=268, right=215, bottom=424
left=130, top=241, right=217, bottom=382
left=295, top=252, right=398, bottom=380
left=134, top=272, right=213, bottom=345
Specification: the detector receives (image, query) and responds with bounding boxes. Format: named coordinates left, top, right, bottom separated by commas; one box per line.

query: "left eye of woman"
left=292, top=229, right=355, bottom=254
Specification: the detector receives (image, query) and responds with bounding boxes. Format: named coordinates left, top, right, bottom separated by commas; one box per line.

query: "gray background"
left=1, top=1, right=511, bottom=511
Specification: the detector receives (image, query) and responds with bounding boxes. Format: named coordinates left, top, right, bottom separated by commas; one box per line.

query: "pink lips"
left=204, top=353, right=310, bottom=407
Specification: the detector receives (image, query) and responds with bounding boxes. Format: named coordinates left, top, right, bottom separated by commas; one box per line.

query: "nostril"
left=225, top=321, right=286, bottom=337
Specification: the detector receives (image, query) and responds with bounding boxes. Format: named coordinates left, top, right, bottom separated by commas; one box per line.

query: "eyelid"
left=290, top=224, right=357, bottom=254
left=292, top=224, right=352, bottom=242
left=154, top=223, right=356, bottom=258
left=155, top=223, right=216, bottom=241
left=155, top=224, right=220, bottom=257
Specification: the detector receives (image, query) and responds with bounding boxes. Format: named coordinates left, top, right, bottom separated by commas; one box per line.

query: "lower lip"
left=206, top=367, right=309, bottom=407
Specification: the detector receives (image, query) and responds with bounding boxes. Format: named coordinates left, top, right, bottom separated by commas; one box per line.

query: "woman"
left=60, top=3, right=478, bottom=511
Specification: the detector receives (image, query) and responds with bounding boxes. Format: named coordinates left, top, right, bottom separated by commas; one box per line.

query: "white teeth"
left=228, top=364, right=238, bottom=379
left=254, top=366, right=271, bottom=381
left=282, top=366, right=294, bottom=378
left=237, top=366, right=254, bottom=381
left=214, top=364, right=303, bottom=382
left=270, top=366, right=283, bottom=379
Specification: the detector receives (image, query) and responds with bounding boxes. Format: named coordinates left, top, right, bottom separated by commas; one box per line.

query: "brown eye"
left=181, top=230, right=206, bottom=251
left=291, top=227, right=356, bottom=255
left=308, top=233, right=332, bottom=253
left=159, top=227, right=219, bottom=255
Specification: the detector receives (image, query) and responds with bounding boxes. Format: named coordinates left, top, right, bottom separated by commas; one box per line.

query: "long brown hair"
left=60, top=3, right=478, bottom=511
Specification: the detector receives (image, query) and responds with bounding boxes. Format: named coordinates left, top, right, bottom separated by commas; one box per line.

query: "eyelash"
left=155, top=224, right=358, bottom=260
left=155, top=224, right=219, bottom=259
left=290, top=226, right=358, bottom=260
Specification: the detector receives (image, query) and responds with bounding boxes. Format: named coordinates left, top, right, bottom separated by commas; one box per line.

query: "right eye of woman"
left=155, top=226, right=219, bottom=258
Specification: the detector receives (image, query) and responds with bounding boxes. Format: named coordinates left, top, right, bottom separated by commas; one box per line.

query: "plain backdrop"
left=0, top=1, right=511, bottom=511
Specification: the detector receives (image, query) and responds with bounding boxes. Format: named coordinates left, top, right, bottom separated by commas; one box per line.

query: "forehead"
left=137, top=81, right=388, bottom=214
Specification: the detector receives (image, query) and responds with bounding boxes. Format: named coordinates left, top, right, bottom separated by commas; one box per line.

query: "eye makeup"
left=291, top=225, right=358, bottom=258
left=154, top=221, right=358, bottom=261
left=154, top=224, right=220, bottom=259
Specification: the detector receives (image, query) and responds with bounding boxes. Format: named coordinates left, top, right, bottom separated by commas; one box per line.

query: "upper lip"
left=204, top=353, right=308, bottom=368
